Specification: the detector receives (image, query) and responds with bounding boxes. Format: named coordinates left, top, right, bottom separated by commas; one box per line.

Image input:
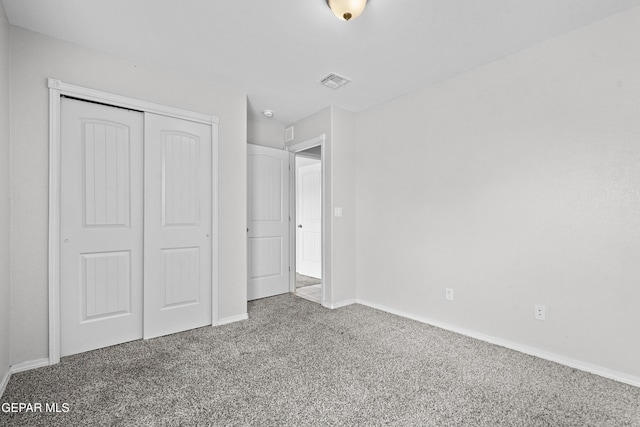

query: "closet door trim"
left=48, top=78, right=219, bottom=365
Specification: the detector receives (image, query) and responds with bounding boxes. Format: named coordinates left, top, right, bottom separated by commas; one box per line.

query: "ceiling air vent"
left=320, top=73, right=351, bottom=90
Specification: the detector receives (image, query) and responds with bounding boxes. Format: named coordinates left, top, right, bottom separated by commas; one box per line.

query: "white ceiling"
left=3, top=0, right=640, bottom=125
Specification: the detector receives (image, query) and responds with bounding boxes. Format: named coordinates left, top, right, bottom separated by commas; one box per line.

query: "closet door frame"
left=48, top=78, right=219, bottom=365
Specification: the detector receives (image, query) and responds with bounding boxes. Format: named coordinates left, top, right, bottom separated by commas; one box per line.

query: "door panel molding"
left=49, top=79, right=219, bottom=364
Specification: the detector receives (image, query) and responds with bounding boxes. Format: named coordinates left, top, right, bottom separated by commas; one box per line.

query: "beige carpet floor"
left=1, top=294, right=639, bottom=426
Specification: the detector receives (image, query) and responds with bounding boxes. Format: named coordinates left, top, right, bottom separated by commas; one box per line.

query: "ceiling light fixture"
left=326, top=0, right=368, bottom=22
left=262, top=110, right=274, bottom=118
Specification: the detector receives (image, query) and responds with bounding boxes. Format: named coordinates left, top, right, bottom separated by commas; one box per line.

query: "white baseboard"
left=356, top=299, right=640, bottom=389
left=322, top=299, right=356, bottom=310
left=0, top=358, right=51, bottom=398
left=215, top=313, right=248, bottom=326
left=10, top=358, right=50, bottom=374
left=0, top=368, right=9, bottom=398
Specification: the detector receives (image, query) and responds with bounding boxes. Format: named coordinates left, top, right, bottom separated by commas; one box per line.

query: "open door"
left=296, top=157, right=322, bottom=279
left=247, top=144, right=290, bottom=300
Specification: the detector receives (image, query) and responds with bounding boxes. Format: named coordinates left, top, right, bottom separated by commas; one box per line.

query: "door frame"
left=48, top=79, right=219, bottom=364
left=286, top=135, right=326, bottom=305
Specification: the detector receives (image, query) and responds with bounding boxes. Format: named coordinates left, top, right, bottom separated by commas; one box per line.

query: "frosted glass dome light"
left=326, top=0, right=368, bottom=21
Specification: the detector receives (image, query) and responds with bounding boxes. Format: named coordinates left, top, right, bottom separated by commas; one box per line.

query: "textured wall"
left=0, top=1, right=11, bottom=390
left=355, top=7, right=640, bottom=379
left=247, top=119, right=284, bottom=149
left=330, top=108, right=357, bottom=303
left=286, top=107, right=357, bottom=306
left=10, top=27, right=248, bottom=365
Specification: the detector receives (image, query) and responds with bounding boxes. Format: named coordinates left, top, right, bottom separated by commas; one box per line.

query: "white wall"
left=9, top=27, right=248, bottom=365
left=247, top=119, right=284, bottom=149
left=286, top=106, right=357, bottom=306
left=330, top=108, right=356, bottom=303
left=355, top=7, right=640, bottom=380
left=287, top=108, right=334, bottom=303
left=0, top=1, right=11, bottom=392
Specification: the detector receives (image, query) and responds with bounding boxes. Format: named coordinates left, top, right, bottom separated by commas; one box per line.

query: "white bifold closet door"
left=60, top=98, right=212, bottom=356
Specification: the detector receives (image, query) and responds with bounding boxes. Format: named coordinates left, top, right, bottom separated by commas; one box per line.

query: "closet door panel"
left=60, top=98, right=144, bottom=356
left=143, top=113, right=213, bottom=339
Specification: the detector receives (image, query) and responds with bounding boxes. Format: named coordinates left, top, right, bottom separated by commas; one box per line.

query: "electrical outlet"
left=535, top=304, right=545, bottom=320
left=445, top=288, right=454, bottom=301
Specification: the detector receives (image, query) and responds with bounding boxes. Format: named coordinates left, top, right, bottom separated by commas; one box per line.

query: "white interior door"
left=296, top=158, right=322, bottom=279
left=143, top=113, right=213, bottom=339
left=247, top=144, right=290, bottom=300
left=60, top=98, right=144, bottom=356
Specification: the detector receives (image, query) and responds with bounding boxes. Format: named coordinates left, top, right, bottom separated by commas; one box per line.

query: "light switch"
left=334, top=207, right=343, bottom=217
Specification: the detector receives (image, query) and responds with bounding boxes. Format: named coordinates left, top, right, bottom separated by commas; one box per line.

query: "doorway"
left=246, top=135, right=325, bottom=305
left=294, top=150, right=322, bottom=304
